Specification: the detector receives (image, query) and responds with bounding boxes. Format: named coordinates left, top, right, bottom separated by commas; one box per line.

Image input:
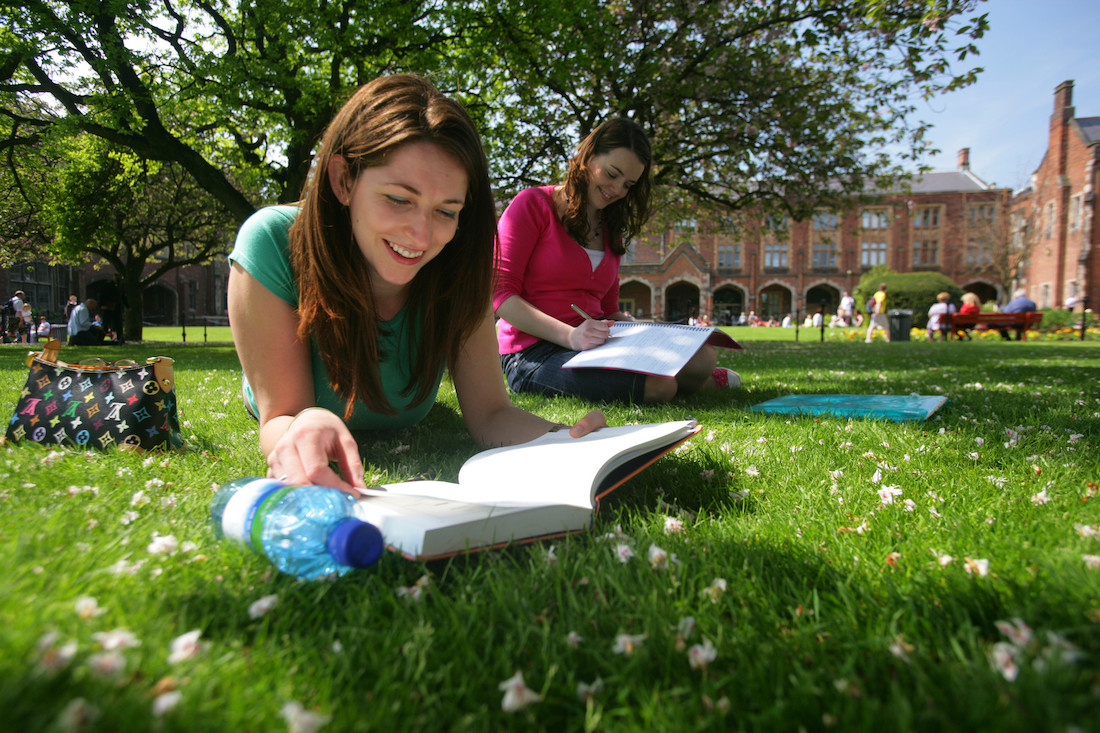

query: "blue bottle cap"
left=327, top=518, right=384, bottom=569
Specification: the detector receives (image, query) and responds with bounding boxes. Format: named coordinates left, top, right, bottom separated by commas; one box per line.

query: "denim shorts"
left=500, top=340, right=646, bottom=404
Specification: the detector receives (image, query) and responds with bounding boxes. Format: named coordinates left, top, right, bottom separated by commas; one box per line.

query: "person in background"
left=494, top=118, right=740, bottom=403
left=926, top=291, right=956, bottom=341
left=865, top=283, right=890, bottom=342
left=67, top=298, right=103, bottom=346
left=64, top=294, right=78, bottom=321
left=36, top=316, right=52, bottom=341
left=1000, top=288, right=1038, bottom=341
left=20, top=302, right=34, bottom=343
left=955, top=291, right=981, bottom=340
left=228, top=74, right=605, bottom=495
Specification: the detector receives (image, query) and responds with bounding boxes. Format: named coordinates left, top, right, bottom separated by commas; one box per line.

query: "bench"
left=943, top=311, right=1043, bottom=341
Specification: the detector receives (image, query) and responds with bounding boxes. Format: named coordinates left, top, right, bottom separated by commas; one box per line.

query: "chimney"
left=1054, top=80, right=1075, bottom=122
left=957, top=148, right=970, bottom=171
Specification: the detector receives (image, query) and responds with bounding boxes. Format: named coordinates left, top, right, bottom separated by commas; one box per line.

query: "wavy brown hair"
left=290, top=75, right=496, bottom=419
left=558, top=118, right=652, bottom=256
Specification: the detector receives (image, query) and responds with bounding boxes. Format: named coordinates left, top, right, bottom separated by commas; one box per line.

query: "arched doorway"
left=805, top=283, right=841, bottom=318
left=961, top=281, right=998, bottom=305
left=758, top=284, right=792, bottom=320
left=713, top=286, right=745, bottom=326
left=619, top=281, right=652, bottom=319
left=143, top=283, right=175, bottom=325
left=665, top=282, right=700, bottom=323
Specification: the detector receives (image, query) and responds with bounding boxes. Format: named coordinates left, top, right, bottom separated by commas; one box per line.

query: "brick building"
left=619, top=156, right=1011, bottom=324
left=1010, top=80, right=1098, bottom=310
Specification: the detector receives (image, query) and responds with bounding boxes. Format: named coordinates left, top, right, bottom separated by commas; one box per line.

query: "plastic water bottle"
left=211, top=477, right=384, bottom=580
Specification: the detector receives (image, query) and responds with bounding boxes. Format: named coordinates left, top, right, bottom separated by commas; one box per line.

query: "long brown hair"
left=290, top=75, right=496, bottom=419
left=559, top=118, right=653, bottom=256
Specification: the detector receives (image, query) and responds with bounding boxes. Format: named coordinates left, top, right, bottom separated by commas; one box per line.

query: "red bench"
left=943, top=311, right=1044, bottom=341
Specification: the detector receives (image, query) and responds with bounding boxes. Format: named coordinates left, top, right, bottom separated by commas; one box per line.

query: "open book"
left=353, top=420, right=699, bottom=561
left=561, top=322, right=743, bottom=377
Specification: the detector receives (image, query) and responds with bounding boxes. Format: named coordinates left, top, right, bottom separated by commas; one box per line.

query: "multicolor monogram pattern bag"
left=4, top=340, right=183, bottom=452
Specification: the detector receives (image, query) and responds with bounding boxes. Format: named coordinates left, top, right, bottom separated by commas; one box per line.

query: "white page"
left=560, top=323, right=715, bottom=376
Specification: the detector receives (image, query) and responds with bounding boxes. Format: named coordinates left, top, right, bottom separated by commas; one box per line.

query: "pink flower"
left=990, top=642, right=1019, bottom=681
left=688, top=638, right=717, bottom=669
left=614, top=543, right=635, bottom=564
left=878, top=486, right=902, bottom=505
left=167, top=629, right=202, bottom=664
left=663, top=516, right=684, bottom=534
left=1083, top=554, right=1100, bottom=570
left=647, top=543, right=676, bottom=570
left=498, top=671, right=542, bottom=712
left=1030, top=490, right=1051, bottom=505
left=995, top=618, right=1033, bottom=647
left=566, top=631, right=582, bottom=647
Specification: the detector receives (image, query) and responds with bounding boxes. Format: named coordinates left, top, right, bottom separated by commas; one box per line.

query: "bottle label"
left=249, top=484, right=299, bottom=557
left=221, top=478, right=284, bottom=547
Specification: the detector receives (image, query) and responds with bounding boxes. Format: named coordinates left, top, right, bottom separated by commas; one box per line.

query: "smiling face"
left=585, top=147, right=645, bottom=212
left=329, top=141, right=468, bottom=302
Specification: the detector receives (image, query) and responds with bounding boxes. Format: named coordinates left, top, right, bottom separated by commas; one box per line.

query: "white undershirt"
left=585, top=248, right=605, bottom=270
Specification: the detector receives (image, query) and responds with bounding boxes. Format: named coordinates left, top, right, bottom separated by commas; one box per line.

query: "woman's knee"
left=643, top=375, right=678, bottom=403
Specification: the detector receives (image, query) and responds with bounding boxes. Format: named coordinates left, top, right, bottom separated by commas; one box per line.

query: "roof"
left=1076, top=117, right=1100, bottom=145
left=904, top=169, right=993, bottom=193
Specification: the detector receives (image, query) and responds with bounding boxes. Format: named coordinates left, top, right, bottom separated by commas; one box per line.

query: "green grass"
left=0, top=339, right=1097, bottom=731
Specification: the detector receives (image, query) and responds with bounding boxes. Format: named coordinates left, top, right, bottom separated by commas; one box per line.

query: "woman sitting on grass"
left=228, top=75, right=604, bottom=494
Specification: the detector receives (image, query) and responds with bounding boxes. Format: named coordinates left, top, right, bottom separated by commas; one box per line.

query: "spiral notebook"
left=749, top=394, right=948, bottom=422
left=561, top=323, right=743, bottom=377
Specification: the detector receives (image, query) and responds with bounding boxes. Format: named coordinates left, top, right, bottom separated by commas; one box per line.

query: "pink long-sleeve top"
left=493, top=186, right=622, bottom=354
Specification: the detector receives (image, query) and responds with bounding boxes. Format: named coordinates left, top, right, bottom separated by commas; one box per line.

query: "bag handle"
left=26, top=339, right=175, bottom=392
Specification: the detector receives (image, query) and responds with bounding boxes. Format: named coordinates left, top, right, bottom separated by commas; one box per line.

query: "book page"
left=450, top=420, right=696, bottom=508
left=561, top=323, right=734, bottom=376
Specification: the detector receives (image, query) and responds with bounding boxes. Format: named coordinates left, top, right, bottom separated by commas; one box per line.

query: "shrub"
left=854, top=268, right=964, bottom=329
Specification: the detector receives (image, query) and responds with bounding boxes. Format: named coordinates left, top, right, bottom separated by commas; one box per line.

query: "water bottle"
left=211, top=477, right=384, bottom=580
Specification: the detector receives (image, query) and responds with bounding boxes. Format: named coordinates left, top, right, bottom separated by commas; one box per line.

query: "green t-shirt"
left=228, top=205, right=442, bottom=430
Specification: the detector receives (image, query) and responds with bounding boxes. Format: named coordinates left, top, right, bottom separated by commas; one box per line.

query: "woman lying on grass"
left=228, top=75, right=604, bottom=494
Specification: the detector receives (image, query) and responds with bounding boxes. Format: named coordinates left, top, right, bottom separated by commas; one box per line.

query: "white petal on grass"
left=91, top=628, right=141, bottom=651
left=167, top=630, right=202, bottom=664
left=152, top=690, right=182, bottom=717
left=75, top=596, right=106, bottom=620
left=248, top=594, right=279, bottom=619
left=280, top=701, right=332, bottom=733
left=688, top=638, right=718, bottom=669
left=498, top=671, right=542, bottom=712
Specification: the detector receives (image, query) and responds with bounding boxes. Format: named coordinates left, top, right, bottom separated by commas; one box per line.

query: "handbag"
left=4, top=339, right=183, bottom=452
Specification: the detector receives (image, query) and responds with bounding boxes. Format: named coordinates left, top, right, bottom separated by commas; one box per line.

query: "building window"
left=765, top=213, right=789, bottom=231
left=861, top=241, right=887, bottom=267
left=673, top=218, right=696, bottom=233
left=717, top=243, right=741, bottom=269
left=812, top=211, right=837, bottom=230
left=968, top=204, right=995, bottom=223
left=965, top=238, right=992, bottom=267
left=861, top=209, right=889, bottom=229
left=913, top=207, right=940, bottom=228
left=1044, top=201, right=1055, bottom=238
left=1069, top=194, right=1083, bottom=232
left=912, top=239, right=939, bottom=267
left=763, top=242, right=788, bottom=268
left=812, top=241, right=837, bottom=268
left=1040, top=283, right=1051, bottom=309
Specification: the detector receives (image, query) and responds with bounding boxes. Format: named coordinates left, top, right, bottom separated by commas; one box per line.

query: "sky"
left=905, top=0, right=1100, bottom=192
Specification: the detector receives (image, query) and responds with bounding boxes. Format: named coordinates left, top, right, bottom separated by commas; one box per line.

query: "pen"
left=571, top=304, right=595, bottom=321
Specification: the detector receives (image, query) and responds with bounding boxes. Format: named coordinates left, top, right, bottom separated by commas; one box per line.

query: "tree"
left=1, top=0, right=990, bottom=228
left=36, top=134, right=236, bottom=340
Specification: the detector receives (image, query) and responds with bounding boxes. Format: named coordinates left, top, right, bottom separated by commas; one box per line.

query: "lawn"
left=0, top=337, right=1097, bottom=731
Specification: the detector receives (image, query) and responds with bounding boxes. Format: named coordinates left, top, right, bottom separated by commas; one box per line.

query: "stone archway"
left=758, top=283, right=792, bottom=319
left=619, top=280, right=653, bottom=319
left=712, top=285, right=745, bottom=325
left=805, top=283, right=841, bottom=317
left=961, top=280, right=999, bottom=305
left=665, top=281, right=700, bottom=323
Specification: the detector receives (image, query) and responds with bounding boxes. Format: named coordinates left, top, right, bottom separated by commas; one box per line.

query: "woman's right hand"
left=265, top=408, right=367, bottom=496
left=569, top=318, right=612, bottom=351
